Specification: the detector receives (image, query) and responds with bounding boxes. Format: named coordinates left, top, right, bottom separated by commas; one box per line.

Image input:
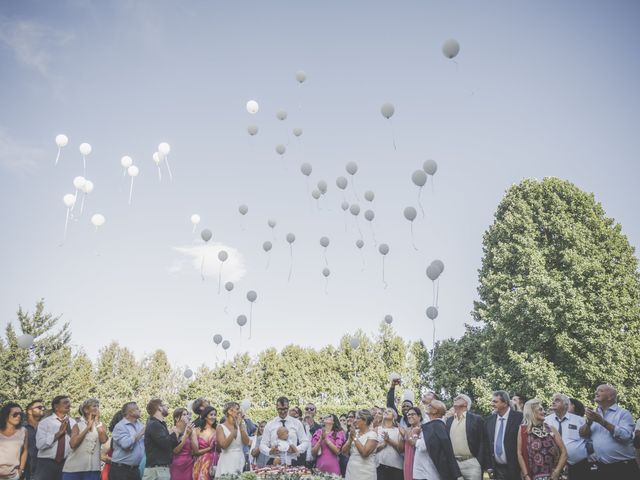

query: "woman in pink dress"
left=311, top=414, right=345, bottom=475
left=192, top=406, right=219, bottom=480
left=170, top=408, right=194, bottom=480
left=400, top=407, right=422, bottom=480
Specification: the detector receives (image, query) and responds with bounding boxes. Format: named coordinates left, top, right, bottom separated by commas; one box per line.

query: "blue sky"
left=1, top=0, right=639, bottom=369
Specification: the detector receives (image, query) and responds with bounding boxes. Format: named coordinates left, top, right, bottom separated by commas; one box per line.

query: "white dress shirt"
left=493, top=408, right=510, bottom=465
left=36, top=414, right=76, bottom=460
left=545, top=411, right=587, bottom=465
left=259, top=416, right=308, bottom=459
left=413, top=430, right=441, bottom=480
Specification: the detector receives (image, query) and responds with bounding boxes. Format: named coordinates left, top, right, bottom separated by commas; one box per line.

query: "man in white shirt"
left=259, top=396, right=308, bottom=466
left=484, top=390, right=522, bottom=480
left=545, top=393, right=589, bottom=478
left=34, top=395, right=75, bottom=480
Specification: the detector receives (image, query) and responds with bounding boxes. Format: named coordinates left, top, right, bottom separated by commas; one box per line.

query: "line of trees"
left=2, top=178, right=638, bottom=421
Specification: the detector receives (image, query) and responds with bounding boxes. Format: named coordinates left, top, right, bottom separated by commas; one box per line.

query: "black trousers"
left=109, top=463, right=141, bottom=480
left=592, top=460, right=640, bottom=480
left=493, top=464, right=520, bottom=480
left=377, top=464, right=403, bottom=480
left=33, top=459, right=63, bottom=480
left=567, top=459, right=593, bottom=479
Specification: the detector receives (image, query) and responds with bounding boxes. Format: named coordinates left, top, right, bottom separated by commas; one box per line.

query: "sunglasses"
left=305, top=407, right=315, bottom=411
left=11, top=412, right=22, bottom=418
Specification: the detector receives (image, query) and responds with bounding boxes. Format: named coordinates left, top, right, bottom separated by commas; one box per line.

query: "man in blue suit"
left=484, top=390, right=523, bottom=480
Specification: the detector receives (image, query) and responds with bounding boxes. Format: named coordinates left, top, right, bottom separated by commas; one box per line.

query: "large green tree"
left=473, top=177, right=640, bottom=411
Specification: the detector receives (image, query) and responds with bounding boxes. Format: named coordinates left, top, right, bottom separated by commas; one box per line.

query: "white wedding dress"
left=215, top=423, right=246, bottom=478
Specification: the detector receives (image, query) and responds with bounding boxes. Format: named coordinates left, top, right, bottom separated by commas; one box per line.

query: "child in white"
left=273, top=426, right=294, bottom=466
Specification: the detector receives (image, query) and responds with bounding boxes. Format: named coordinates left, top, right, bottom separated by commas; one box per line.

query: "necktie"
left=281, top=419, right=287, bottom=427
left=495, top=417, right=505, bottom=459
left=55, top=418, right=66, bottom=463
left=556, top=417, right=565, bottom=436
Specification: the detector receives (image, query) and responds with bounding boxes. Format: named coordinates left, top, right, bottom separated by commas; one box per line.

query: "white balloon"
left=341, top=201, right=349, bottom=211
left=292, top=127, right=303, bottom=137
left=246, top=290, right=257, bottom=302
left=248, top=125, right=259, bottom=136
left=317, top=180, right=328, bottom=194
left=403, top=206, right=417, bottom=222
left=152, top=152, right=161, bottom=164
left=426, top=306, right=439, bottom=320
left=426, top=264, right=439, bottom=281
left=236, top=314, right=247, bottom=327
left=246, top=100, right=259, bottom=114
left=378, top=243, right=389, bottom=255
left=432, top=259, right=445, bottom=275
left=268, top=219, right=277, bottom=228
left=345, top=161, right=358, bottom=175
left=240, top=399, right=251, bottom=412
left=225, top=282, right=234, bottom=292
left=336, top=177, right=348, bottom=190
left=311, top=189, right=321, bottom=200
left=322, top=267, right=330, bottom=277
left=91, top=214, right=105, bottom=227
left=320, top=236, right=330, bottom=248
left=218, top=250, right=228, bottom=262
left=17, top=334, right=34, bottom=349
left=276, top=110, right=288, bottom=121
left=183, top=368, right=193, bottom=379
left=79, top=143, right=92, bottom=156
left=286, top=233, right=296, bottom=244
left=389, top=372, right=401, bottom=382
left=355, top=239, right=364, bottom=249
left=384, top=314, right=393, bottom=324
left=158, top=142, right=171, bottom=155
left=127, top=165, right=139, bottom=177
left=191, top=214, right=201, bottom=225
left=55, top=134, right=68, bottom=147
left=423, top=159, right=438, bottom=175
left=63, top=194, right=76, bottom=208
left=381, top=103, right=395, bottom=119
left=296, top=70, right=307, bottom=83
left=213, top=334, right=223, bottom=345
left=222, top=340, right=231, bottom=350
left=364, top=190, right=375, bottom=202
left=349, top=337, right=360, bottom=349
left=120, top=155, right=133, bottom=168
left=263, top=241, right=272, bottom=252
left=82, top=180, right=94, bottom=194
left=412, top=170, right=427, bottom=187
left=442, top=39, right=460, bottom=59
left=275, top=144, right=286, bottom=155
left=364, top=210, right=375, bottom=222
left=73, top=176, right=86, bottom=190
left=349, top=204, right=360, bottom=216
left=300, top=163, right=312, bottom=176
left=403, top=390, right=415, bottom=403
left=238, top=204, right=248, bottom=215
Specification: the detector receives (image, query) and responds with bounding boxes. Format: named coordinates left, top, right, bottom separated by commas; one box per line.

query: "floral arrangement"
left=219, top=468, right=342, bottom=480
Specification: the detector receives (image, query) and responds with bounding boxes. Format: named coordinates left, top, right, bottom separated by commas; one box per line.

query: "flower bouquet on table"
left=218, top=468, right=341, bottom=480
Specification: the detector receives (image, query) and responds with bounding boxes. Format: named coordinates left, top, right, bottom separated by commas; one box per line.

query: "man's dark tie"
left=556, top=416, right=566, bottom=436
left=55, top=418, right=66, bottom=463
left=281, top=419, right=287, bottom=427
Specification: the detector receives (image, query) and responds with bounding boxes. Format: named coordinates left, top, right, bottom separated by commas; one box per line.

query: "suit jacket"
left=484, top=409, right=523, bottom=479
left=445, top=411, right=487, bottom=470
left=421, top=419, right=462, bottom=480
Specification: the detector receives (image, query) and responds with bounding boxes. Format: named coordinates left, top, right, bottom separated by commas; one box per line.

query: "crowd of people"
left=1, top=381, right=639, bottom=480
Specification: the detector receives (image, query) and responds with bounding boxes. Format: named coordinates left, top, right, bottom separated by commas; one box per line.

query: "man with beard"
left=24, top=399, right=45, bottom=479
left=142, top=399, right=185, bottom=480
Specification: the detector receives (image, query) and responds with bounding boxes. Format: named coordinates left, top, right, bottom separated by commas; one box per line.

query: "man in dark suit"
left=484, top=390, right=523, bottom=480
left=445, top=394, right=486, bottom=480
left=420, top=400, right=462, bottom=480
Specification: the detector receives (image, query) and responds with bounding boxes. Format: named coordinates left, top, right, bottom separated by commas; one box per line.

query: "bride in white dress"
left=215, top=401, right=251, bottom=478
left=342, top=409, right=379, bottom=480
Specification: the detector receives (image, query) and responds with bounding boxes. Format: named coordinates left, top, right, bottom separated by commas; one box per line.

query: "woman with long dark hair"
left=170, top=408, right=193, bottom=480
left=311, top=414, right=345, bottom=475
left=192, top=406, right=218, bottom=480
left=0, top=402, right=27, bottom=480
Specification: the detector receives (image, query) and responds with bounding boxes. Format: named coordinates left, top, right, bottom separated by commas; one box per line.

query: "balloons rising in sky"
left=246, top=100, right=259, bottom=114
left=296, top=70, right=307, bottom=83
left=201, top=229, right=212, bottom=242
left=292, top=128, right=303, bottom=137
left=218, top=250, right=228, bottom=262
left=222, top=340, right=230, bottom=350
left=345, top=161, right=358, bottom=175
left=403, top=206, right=417, bottom=222
left=225, top=282, right=234, bottom=292
left=412, top=170, right=427, bottom=187
left=384, top=315, right=393, bottom=325
left=276, top=110, right=288, bottom=121
left=442, top=39, right=460, bottom=59
left=247, top=290, right=257, bottom=302
left=91, top=214, right=105, bottom=228
left=247, top=125, right=258, bottom=136
left=236, top=315, right=247, bottom=327
left=17, top=334, right=34, bottom=349
left=238, top=204, right=248, bottom=215
left=262, top=241, right=272, bottom=252
left=423, top=159, right=438, bottom=175
left=380, top=103, right=395, bottom=119
left=336, top=177, right=348, bottom=190
left=426, top=306, right=439, bottom=320
left=364, top=190, right=375, bottom=202
left=275, top=144, right=286, bottom=155
left=300, top=163, right=312, bottom=176
left=213, top=334, right=223, bottom=345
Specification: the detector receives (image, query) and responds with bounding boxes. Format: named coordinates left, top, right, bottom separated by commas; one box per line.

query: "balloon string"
left=80, top=194, right=86, bottom=215
left=418, top=187, right=425, bottom=218
left=128, top=177, right=134, bottom=205
left=410, top=222, right=418, bottom=251
left=123, top=168, right=127, bottom=177
left=192, top=224, right=196, bottom=234
left=83, top=155, right=86, bottom=176
left=157, top=165, right=162, bottom=182
left=55, top=147, right=61, bottom=166
left=324, top=249, right=328, bottom=266
left=355, top=218, right=363, bottom=241
left=63, top=208, right=70, bottom=241
left=265, top=251, right=271, bottom=270
left=325, top=278, right=329, bottom=295
left=351, top=176, right=360, bottom=202
left=72, top=189, right=79, bottom=212
left=249, top=303, right=253, bottom=339
left=432, top=319, right=436, bottom=350
left=200, top=256, right=205, bottom=281
left=432, top=281, right=436, bottom=306
left=382, top=257, right=388, bottom=289
left=288, top=244, right=293, bottom=282
left=165, top=156, right=173, bottom=182
left=359, top=249, right=365, bottom=271
left=369, top=223, right=378, bottom=247
left=436, top=279, right=440, bottom=307
left=389, top=119, right=397, bottom=151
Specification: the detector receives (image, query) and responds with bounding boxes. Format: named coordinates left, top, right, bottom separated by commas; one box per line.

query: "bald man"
left=579, top=384, right=639, bottom=479
left=417, top=400, right=462, bottom=480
